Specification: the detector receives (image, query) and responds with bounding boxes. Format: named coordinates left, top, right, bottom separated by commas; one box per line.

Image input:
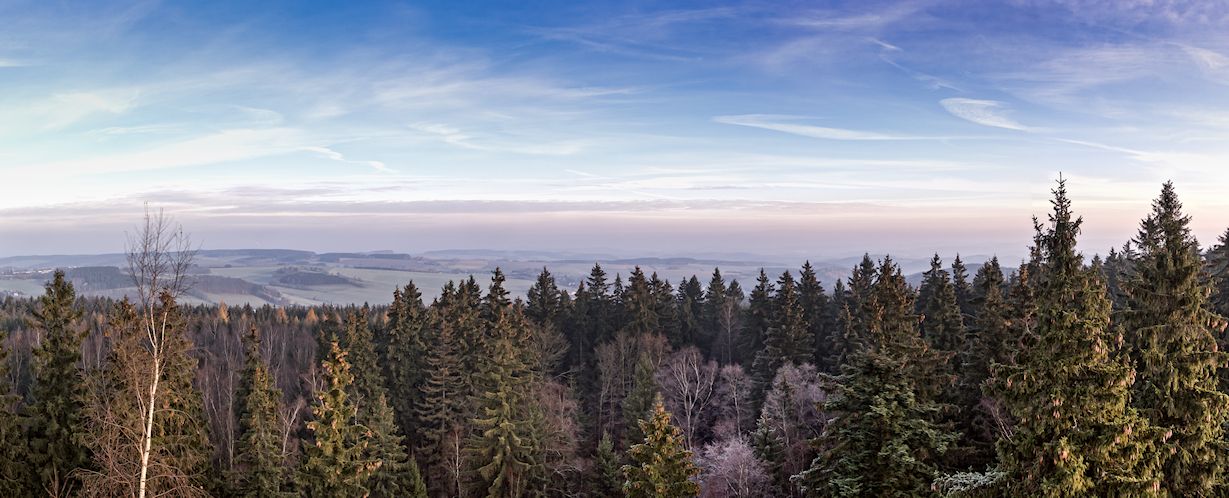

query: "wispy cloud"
left=714, top=114, right=978, bottom=141
left=302, top=146, right=392, bottom=173
left=939, top=98, right=1030, bottom=130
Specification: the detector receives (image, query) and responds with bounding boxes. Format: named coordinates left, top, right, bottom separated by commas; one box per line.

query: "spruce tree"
left=298, top=342, right=375, bottom=497
left=592, top=432, right=624, bottom=497
left=702, top=268, right=730, bottom=362
left=339, top=308, right=384, bottom=422
left=743, top=270, right=775, bottom=364
left=623, top=353, right=658, bottom=447
left=952, top=254, right=973, bottom=317
left=622, top=396, right=700, bottom=498
left=1204, top=228, right=1229, bottom=394
left=417, top=283, right=475, bottom=496
left=623, top=267, right=659, bottom=336
left=797, top=256, right=956, bottom=497
left=917, top=254, right=966, bottom=355
left=1123, top=182, right=1229, bottom=495
left=466, top=302, right=540, bottom=497
left=232, top=327, right=286, bottom=498
left=27, top=269, right=89, bottom=496
left=676, top=276, right=704, bottom=349
left=798, top=261, right=831, bottom=370
left=384, top=282, right=428, bottom=447
left=994, top=179, right=1160, bottom=496
left=751, top=271, right=811, bottom=397
left=650, top=273, right=680, bottom=343
left=368, top=394, right=428, bottom=498
left=526, top=267, right=565, bottom=330
left=958, top=257, right=1010, bottom=468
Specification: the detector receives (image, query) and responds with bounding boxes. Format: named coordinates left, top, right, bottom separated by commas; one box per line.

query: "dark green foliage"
left=1123, top=182, right=1229, bottom=496
left=383, top=282, right=428, bottom=449
left=27, top=270, right=89, bottom=496
left=232, top=328, right=286, bottom=497
left=340, top=308, right=384, bottom=422
left=526, top=268, right=566, bottom=330
left=622, top=396, right=700, bottom=498
left=798, top=256, right=956, bottom=497
left=958, top=257, right=1010, bottom=468
left=417, top=283, right=478, bottom=496
left=751, top=271, right=812, bottom=397
left=676, top=276, right=704, bottom=350
left=298, top=342, right=374, bottom=497
left=993, top=180, right=1161, bottom=496
left=368, top=394, right=427, bottom=498
left=0, top=336, right=30, bottom=496
left=917, top=254, right=966, bottom=355
left=952, top=254, right=973, bottom=317
left=592, top=432, right=624, bottom=497
left=743, top=270, right=774, bottom=364
left=798, top=262, right=831, bottom=370
left=623, top=268, right=659, bottom=336
left=622, top=353, right=658, bottom=448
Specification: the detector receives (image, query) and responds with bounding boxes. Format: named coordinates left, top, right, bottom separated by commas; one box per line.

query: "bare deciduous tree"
left=698, top=436, right=772, bottom=498
left=657, top=346, right=718, bottom=450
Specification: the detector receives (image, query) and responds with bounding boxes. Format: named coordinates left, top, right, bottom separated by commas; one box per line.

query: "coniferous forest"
left=3, top=180, right=1229, bottom=497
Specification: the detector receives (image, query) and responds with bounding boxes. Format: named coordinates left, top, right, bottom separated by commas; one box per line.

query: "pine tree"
left=368, top=394, right=428, bottom=498
left=751, top=271, right=811, bottom=397
left=27, top=269, right=90, bottom=496
left=298, top=342, right=375, bottom=497
left=1123, top=182, right=1229, bottom=496
left=994, top=179, right=1160, bottom=496
left=0, top=334, right=30, bottom=496
left=622, top=396, right=700, bottom=498
left=232, top=327, right=286, bottom=497
left=797, top=256, right=956, bottom=497
left=592, top=432, right=624, bottom=497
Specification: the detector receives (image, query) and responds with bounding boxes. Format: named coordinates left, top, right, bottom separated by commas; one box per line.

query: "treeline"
left=2, top=180, right=1229, bottom=497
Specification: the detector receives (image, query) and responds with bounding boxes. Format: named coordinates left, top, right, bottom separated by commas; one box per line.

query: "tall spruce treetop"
left=798, top=261, right=831, bottom=369
left=28, top=269, right=90, bottom=496
left=526, top=267, right=565, bottom=329
left=340, top=308, right=384, bottom=422
left=299, top=342, right=375, bottom=497
left=232, top=327, right=286, bottom=498
left=995, top=179, right=1161, bottom=496
left=676, top=276, right=704, bottom=348
left=744, top=270, right=775, bottom=364
left=622, top=395, right=700, bottom=498
left=917, top=254, right=966, bottom=355
left=952, top=254, right=973, bottom=316
left=798, top=256, right=955, bottom=497
left=623, top=267, right=659, bottom=336
left=1123, top=182, right=1229, bottom=496
left=751, top=271, right=812, bottom=393
left=383, top=282, right=428, bottom=445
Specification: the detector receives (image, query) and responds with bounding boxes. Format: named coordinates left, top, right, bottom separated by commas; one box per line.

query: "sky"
left=3, top=0, right=1229, bottom=261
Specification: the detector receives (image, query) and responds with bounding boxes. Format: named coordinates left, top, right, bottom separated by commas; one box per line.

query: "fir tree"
left=298, top=342, right=375, bottom=497
left=27, top=269, right=89, bottom=496
left=525, top=267, right=565, bottom=330
left=702, top=268, right=730, bottom=362
left=994, top=179, right=1161, bottom=496
left=622, top=396, right=700, bottom=498
left=676, top=276, right=704, bottom=349
left=232, top=327, right=286, bottom=498
left=1123, top=182, right=1229, bottom=496
left=958, top=257, right=1010, bottom=468
left=797, top=256, right=956, bottom=497
left=417, top=283, right=476, bottom=497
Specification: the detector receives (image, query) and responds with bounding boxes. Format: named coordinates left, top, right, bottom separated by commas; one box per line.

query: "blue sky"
left=3, top=0, right=1229, bottom=260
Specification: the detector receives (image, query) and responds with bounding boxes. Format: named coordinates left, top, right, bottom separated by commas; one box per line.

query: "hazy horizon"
left=6, top=1, right=1229, bottom=258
